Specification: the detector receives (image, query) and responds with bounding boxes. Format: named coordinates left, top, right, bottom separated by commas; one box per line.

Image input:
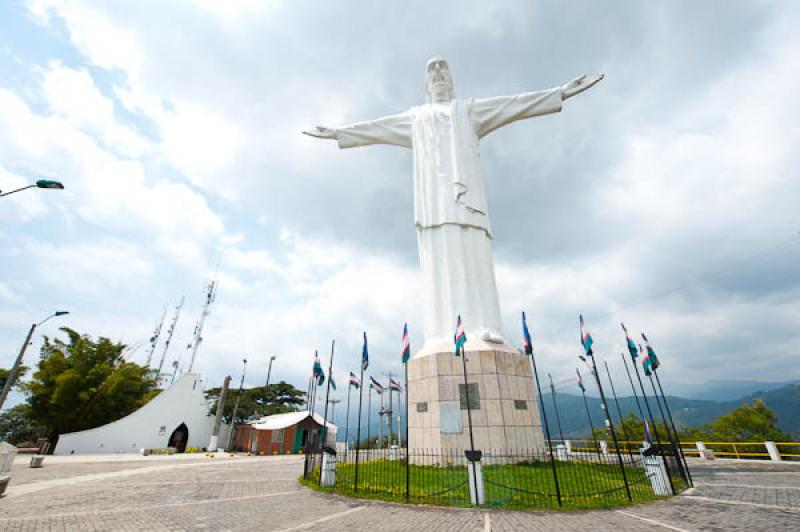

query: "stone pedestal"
left=407, top=349, right=545, bottom=453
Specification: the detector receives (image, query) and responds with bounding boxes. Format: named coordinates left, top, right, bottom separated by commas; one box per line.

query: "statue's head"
left=425, top=56, right=454, bottom=103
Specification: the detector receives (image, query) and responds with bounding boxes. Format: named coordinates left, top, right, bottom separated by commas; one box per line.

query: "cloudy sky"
left=1, top=0, right=798, bottom=406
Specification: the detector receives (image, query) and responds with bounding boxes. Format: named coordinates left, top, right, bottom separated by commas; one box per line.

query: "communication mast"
left=186, top=278, right=218, bottom=374
left=144, top=309, right=166, bottom=368
left=156, top=297, right=184, bottom=380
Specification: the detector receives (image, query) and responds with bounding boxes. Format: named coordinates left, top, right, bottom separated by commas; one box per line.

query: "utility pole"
left=328, top=398, right=341, bottom=425
left=227, top=358, right=247, bottom=451
left=382, top=370, right=397, bottom=447
left=264, top=355, right=276, bottom=415
left=265, top=355, right=276, bottom=389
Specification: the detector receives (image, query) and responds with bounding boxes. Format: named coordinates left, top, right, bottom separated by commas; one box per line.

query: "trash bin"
left=29, top=455, right=45, bottom=468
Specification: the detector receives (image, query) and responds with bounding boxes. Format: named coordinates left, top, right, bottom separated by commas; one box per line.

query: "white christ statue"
left=305, top=58, right=602, bottom=355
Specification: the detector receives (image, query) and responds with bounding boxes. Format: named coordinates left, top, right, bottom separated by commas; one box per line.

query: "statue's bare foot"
left=479, top=329, right=505, bottom=344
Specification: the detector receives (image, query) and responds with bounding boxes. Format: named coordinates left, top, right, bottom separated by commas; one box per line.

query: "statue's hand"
left=302, top=126, right=336, bottom=139
left=561, top=74, right=604, bottom=99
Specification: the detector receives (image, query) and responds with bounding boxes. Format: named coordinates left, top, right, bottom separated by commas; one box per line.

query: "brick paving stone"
left=1, top=455, right=799, bottom=531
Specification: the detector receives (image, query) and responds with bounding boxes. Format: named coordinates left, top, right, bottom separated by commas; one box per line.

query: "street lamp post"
left=264, top=355, right=276, bottom=389
left=0, top=179, right=65, bottom=198
left=0, top=311, right=69, bottom=410
left=227, top=358, right=248, bottom=451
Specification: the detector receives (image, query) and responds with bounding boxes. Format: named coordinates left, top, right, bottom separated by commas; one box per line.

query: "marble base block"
left=407, top=349, right=545, bottom=454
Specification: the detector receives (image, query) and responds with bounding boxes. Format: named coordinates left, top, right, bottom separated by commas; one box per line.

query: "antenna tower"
left=186, top=278, right=218, bottom=374
left=156, top=297, right=184, bottom=380
left=144, top=309, right=166, bottom=367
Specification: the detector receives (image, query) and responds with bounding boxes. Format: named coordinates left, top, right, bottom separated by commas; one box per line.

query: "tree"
left=0, top=403, right=45, bottom=445
left=709, top=399, right=790, bottom=442
left=593, top=412, right=671, bottom=445
left=25, top=328, right=159, bottom=446
left=0, top=365, right=28, bottom=391
left=206, top=381, right=305, bottom=424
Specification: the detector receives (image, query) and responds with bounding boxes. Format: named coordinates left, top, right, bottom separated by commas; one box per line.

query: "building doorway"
left=168, top=423, right=189, bottom=452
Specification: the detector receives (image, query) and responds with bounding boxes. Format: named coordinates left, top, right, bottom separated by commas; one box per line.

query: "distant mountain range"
left=666, top=379, right=800, bottom=401
left=540, top=384, right=800, bottom=439
left=328, top=382, right=800, bottom=441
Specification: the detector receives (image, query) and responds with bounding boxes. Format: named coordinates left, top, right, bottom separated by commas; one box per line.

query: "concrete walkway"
left=0, top=455, right=797, bottom=530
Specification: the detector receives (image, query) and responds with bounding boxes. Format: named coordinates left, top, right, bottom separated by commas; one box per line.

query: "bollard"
left=556, top=444, right=568, bottom=461
left=641, top=448, right=671, bottom=496
left=696, top=441, right=707, bottom=459
left=600, top=440, right=609, bottom=456
left=321, top=449, right=337, bottom=487
left=765, top=441, right=782, bottom=462
left=565, top=440, right=572, bottom=454
left=465, top=450, right=485, bottom=505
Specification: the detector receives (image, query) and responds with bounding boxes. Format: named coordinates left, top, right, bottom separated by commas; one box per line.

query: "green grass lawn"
left=300, top=457, right=667, bottom=510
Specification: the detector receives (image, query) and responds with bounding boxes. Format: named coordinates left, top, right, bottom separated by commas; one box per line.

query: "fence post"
left=765, top=441, right=782, bottom=461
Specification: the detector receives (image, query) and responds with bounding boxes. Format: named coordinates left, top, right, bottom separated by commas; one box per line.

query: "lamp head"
left=55, top=311, right=69, bottom=317
left=36, top=179, right=64, bottom=190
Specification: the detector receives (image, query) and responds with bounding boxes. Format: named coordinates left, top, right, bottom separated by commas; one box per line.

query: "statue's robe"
left=334, top=87, right=563, bottom=354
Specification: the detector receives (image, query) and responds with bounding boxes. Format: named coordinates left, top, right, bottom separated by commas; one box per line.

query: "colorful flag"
left=369, top=376, right=384, bottom=394
left=401, top=323, right=411, bottom=364
left=641, top=333, right=660, bottom=370
left=454, top=315, right=467, bottom=356
left=522, top=311, right=534, bottom=355
left=362, top=331, right=369, bottom=371
left=621, top=322, right=639, bottom=361
left=576, top=368, right=586, bottom=392
left=329, top=371, right=336, bottom=391
left=642, top=353, right=654, bottom=377
left=313, top=351, right=325, bottom=386
left=389, top=378, right=402, bottom=392
left=349, top=371, right=360, bottom=389
left=579, top=314, right=594, bottom=355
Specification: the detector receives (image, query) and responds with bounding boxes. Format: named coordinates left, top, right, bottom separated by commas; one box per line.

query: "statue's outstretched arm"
left=303, top=111, right=412, bottom=149
left=561, top=74, right=604, bottom=100
left=472, top=74, right=603, bottom=138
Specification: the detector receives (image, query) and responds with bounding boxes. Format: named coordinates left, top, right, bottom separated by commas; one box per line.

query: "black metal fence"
left=303, top=445, right=690, bottom=510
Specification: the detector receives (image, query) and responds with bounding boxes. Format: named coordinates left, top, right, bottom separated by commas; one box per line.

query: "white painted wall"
left=55, top=373, right=226, bottom=455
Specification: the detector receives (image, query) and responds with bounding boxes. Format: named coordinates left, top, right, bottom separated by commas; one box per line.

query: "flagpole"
left=631, top=350, right=675, bottom=494
left=307, top=375, right=313, bottom=413
left=354, top=346, right=366, bottom=493
left=548, top=373, right=566, bottom=443
left=620, top=352, right=647, bottom=436
left=367, top=386, right=372, bottom=448
left=604, top=360, right=630, bottom=454
left=653, top=368, right=693, bottom=486
left=345, top=383, right=351, bottom=449
left=579, top=379, right=600, bottom=457
left=648, top=372, right=689, bottom=485
left=585, top=355, right=632, bottom=501
left=524, top=350, right=562, bottom=505
left=403, top=327, right=410, bottom=502
left=319, top=340, right=335, bottom=485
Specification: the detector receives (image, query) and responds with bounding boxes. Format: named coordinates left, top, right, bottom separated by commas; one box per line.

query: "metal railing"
left=547, top=439, right=800, bottom=461
left=303, top=446, right=688, bottom=510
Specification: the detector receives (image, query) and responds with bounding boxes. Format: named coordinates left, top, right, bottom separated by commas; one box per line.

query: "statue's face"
left=426, top=58, right=453, bottom=102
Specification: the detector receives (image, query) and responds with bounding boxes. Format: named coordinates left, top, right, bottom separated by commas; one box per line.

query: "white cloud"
left=40, top=61, right=151, bottom=157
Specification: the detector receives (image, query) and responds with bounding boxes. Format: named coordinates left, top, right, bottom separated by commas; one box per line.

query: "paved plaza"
left=0, top=454, right=798, bottom=531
